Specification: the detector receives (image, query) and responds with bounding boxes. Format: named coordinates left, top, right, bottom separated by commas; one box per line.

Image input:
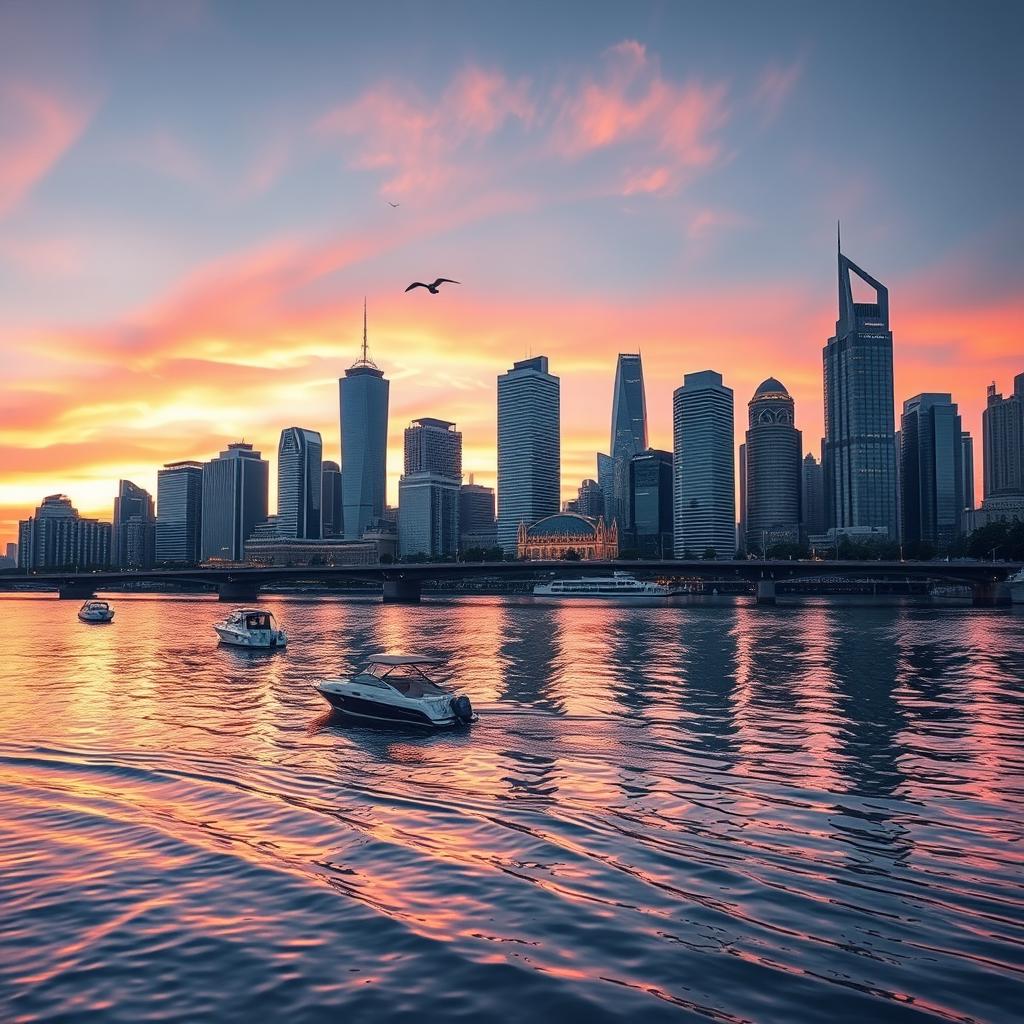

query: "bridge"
left=1, top=559, right=1019, bottom=606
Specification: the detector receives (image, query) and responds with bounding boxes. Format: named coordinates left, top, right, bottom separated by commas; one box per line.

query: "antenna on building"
left=350, top=296, right=379, bottom=370
left=837, top=219, right=841, bottom=255
left=362, top=296, right=368, bottom=363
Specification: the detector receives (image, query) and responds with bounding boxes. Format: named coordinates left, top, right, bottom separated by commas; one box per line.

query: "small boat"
left=533, top=571, right=670, bottom=601
left=314, top=654, right=476, bottom=728
left=213, top=608, right=287, bottom=648
left=78, top=599, right=114, bottom=623
left=1009, top=568, right=1024, bottom=605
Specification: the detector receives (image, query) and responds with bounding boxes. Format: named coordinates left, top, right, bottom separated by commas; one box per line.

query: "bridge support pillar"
left=382, top=579, right=421, bottom=604
left=58, top=582, right=97, bottom=600
left=218, top=580, right=261, bottom=603
left=971, top=581, right=1011, bottom=607
left=755, top=579, right=776, bottom=605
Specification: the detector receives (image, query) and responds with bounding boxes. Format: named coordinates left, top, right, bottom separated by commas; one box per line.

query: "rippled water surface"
left=1, top=595, right=1022, bottom=1023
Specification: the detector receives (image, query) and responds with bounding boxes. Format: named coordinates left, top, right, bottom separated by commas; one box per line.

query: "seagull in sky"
left=405, top=278, right=460, bottom=294
left=388, top=202, right=400, bottom=207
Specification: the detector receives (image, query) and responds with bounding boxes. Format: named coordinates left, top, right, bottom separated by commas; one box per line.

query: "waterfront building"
left=340, top=304, right=389, bottom=540
left=517, top=512, right=618, bottom=560
left=459, top=479, right=496, bottom=550
left=822, top=239, right=898, bottom=537
left=277, top=427, right=323, bottom=540
left=982, top=373, right=1024, bottom=500
left=672, top=370, right=735, bottom=558
left=156, top=461, right=203, bottom=565
left=608, top=353, right=648, bottom=527
left=629, top=449, right=673, bottom=558
left=801, top=452, right=826, bottom=537
left=200, top=442, right=268, bottom=562
left=244, top=535, right=379, bottom=567
left=398, top=418, right=462, bottom=558
left=17, top=494, right=111, bottom=570
left=900, top=393, right=964, bottom=550
left=496, top=356, right=560, bottom=552
left=742, top=379, right=802, bottom=555
left=112, top=480, right=155, bottom=569
left=321, top=461, right=343, bottom=538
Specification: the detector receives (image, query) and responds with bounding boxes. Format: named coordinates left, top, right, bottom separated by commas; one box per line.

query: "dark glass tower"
left=112, top=479, right=155, bottom=568
left=340, top=303, right=390, bottom=540
left=822, top=235, right=898, bottom=537
left=200, top=442, right=268, bottom=562
left=321, top=461, right=343, bottom=538
left=609, top=353, right=648, bottom=526
left=629, top=449, right=673, bottom=558
left=156, top=461, right=203, bottom=564
left=277, top=427, right=323, bottom=539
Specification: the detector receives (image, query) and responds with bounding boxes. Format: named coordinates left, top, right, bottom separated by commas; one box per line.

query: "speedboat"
left=533, top=571, right=670, bottom=601
left=1009, top=568, right=1024, bottom=605
left=214, top=608, right=287, bottom=648
left=78, top=599, right=114, bottom=623
left=314, top=654, right=476, bottom=728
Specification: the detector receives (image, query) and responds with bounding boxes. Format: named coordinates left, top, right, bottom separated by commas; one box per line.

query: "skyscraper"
left=900, top=393, right=964, bottom=550
left=156, top=461, right=203, bottom=565
left=112, top=479, right=155, bottom=569
left=629, top=449, right=673, bottom=558
left=801, top=451, right=826, bottom=537
left=398, top=418, right=462, bottom=558
left=608, top=353, right=648, bottom=527
left=742, top=378, right=802, bottom=554
left=459, top=479, right=496, bottom=551
left=340, top=303, right=389, bottom=540
left=960, top=431, right=975, bottom=519
left=822, top=236, right=898, bottom=537
left=672, top=370, right=735, bottom=558
left=982, top=373, right=1024, bottom=499
left=277, top=427, right=323, bottom=539
left=496, top=356, right=560, bottom=552
left=200, top=442, right=268, bottom=562
left=18, top=494, right=111, bottom=570
left=321, top=461, right=343, bottom=538
left=566, top=479, right=604, bottom=518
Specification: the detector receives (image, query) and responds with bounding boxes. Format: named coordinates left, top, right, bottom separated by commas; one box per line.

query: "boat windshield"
left=243, top=612, right=275, bottom=630
left=362, top=662, right=449, bottom=697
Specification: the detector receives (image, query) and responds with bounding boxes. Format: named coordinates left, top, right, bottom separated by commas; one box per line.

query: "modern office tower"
left=738, top=443, right=747, bottom=550
left=459, top=479, right=497, bottom=550
left=960, top=431, right=975, bottom=518
left=822, top=237, right=898, bottom=537
left=608, top=353, right=648, bottom=526
left=156, top=461, right=203, bottom=565
left=200, top=442, right=269, bottom=562
left=629, top=449, right=673, bottom=558
left=5, top=542, right=17, bottom=562
left=17, top=494, right=111, bottom=570
left=321, top=461, right=343, bottom=538
left=801, top=451, right=826, bottom=537
left=340, top=304, right=389, bottom=540
left=566, top=478, right=604, bottom=518
left=277, top=427, right=323, bottom=540
left=672, top=370, right=735, bottom=558
left=742, top=378, right=802, bottom=554
left=496, top=356, right=560, bottom=552
left=596, top=451, right=616, bottom=525
left=112, top=479, right=155, bottom=569
left=982, top=373, right=1024, bottom=499
left=900, top=393, right=964, bottom=550
left=398, top=419, right=462, bottom=558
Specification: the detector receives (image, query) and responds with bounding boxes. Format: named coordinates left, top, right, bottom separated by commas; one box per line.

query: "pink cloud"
left=687, top=207, right=749, bottom=239
left=0, top=82, right=94, bottom=218
left=752, top=60, right=802, bottom=124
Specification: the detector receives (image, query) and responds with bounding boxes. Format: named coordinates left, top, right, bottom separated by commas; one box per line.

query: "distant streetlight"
left=990, top=546, right=999, bottom=563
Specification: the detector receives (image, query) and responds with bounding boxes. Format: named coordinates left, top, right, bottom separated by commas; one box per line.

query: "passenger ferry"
left=533, top=572, right=670, bottom=601
left=1009, top=568, right=1024, bottom=605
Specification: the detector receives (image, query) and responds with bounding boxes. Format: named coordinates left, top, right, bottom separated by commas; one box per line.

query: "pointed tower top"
left=347, top=297, right=382, bottom=374
left=837, top=219, right=841, bottom=256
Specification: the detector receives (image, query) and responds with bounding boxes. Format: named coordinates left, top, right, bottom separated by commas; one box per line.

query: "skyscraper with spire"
left=607, top=353, right=648, bottom=528
left=339, top=301, right=389, bottom=540
left=822, top=229, right=898, bottom=537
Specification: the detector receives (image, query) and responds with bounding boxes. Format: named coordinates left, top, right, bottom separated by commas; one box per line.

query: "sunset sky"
left=1, top=0, right=1022, bottom=544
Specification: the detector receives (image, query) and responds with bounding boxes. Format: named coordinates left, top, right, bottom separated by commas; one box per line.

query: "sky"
left=1, top=0, right=1022, bottom=544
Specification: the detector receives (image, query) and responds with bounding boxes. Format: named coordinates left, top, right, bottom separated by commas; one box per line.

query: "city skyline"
left=2, top=2, right=1023, bottom=543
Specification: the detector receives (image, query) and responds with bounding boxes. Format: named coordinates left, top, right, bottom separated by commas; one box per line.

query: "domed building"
left=517, top=513, right=618, bottom=560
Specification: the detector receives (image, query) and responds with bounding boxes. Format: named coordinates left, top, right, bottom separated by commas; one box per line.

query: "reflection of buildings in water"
left=497, top=746, right=562, bottom=805
left=495, top=604, right=564, bottom=715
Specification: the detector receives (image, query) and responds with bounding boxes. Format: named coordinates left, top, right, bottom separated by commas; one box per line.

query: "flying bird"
left=388, top=202, right=400, bottom=207
left=405, top=278, right=460, bottom=294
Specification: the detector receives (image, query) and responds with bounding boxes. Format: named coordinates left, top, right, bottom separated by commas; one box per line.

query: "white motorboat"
left=78, top=599, right=114, bottom=623
left=214, top=608, right=287, bottom=648
left=533, top=571, right=670, bottom=601
left=314, top=654, right=476, bottom=728
left=1009, top=568, right=1024, bottom=605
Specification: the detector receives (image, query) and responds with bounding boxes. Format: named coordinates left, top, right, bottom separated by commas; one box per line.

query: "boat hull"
left=532, top=591, right=669, bottom=603
left=78, top=612, right=114, bottom=622
left=314, top=684, right=470, bottom=728
left=214, top=627, right=286, bottom=648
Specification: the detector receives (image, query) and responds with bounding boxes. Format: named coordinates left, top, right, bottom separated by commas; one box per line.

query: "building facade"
left=742, top=378, right=802, bottom=554
left=398, top=418, right=462, bottom=558
left=517, top=513, right=618, bottom=560
left=801, top=451, right=826, bottom=538
left=822, top=243, right=898, bottom=537
left=112, top=479, right=155, bottom=569
left=244, top=536, right=379, bottom=566
left=496, top=356, right=560, bottom=552
left=277, top=427, right=323, bottom=540
left=321, top=460, right=343, bottom=538
left=459, top=480, right=496, bottom=550
left=156, top=461, right=203, bottom=565
left=18, top=494, right=111, bottom=570
left=340, top=307, right=389, bottom=540
left=900, top=393, right=964, bottom=550
left=565, top=478, right=604, bottom=518
left=629, top=448, right=673, bottom=558
left=200, top=442, right=269, bottom=562
left=672, top=370, right=735, bottom=558
left=982, top=373, right=1024, bottom=500
left=608, top=353, right=648, bottom=527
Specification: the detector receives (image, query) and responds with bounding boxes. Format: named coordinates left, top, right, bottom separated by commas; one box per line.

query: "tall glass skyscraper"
left=672, top=370, right=735, bottom=558
left=960, top=432, right=975, bottom=517
left=742, top=378, right=802, bottom=554
left=801, top=451, right=826, bottom=537
left=900, top=393, right=964, bottom=549
left=497, top=356, right=560, bottom=553
left=112, top=479, right=155, bottom=568
left=200, top=442, right=268, bottom=562
left=398, top=418, right=462, bottom=558
left=277, top=427, right=323, bottom=539
left=982, top=373, right=1024, bottom=499
left=340, top=305, right=389, bottom=540
left=629, top=449, right=673, bottom=558
left=156, top=461, right=203, bottom=565
left=321, top=461, right=343, bottom=538
left=608, top=353, right=648, bottom=527
left=822, top=241, right=898, bottom=537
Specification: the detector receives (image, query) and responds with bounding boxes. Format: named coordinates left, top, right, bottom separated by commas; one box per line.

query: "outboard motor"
left=451, top=695, right=474, bottom=724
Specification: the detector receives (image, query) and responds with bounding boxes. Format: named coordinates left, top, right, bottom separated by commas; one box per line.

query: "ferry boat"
left=213, top=608, right=287, bottom=649
left=533, top=571, right=670, bottom=601
left=314, top=654, right=476, bottom=729
left=1009, top=568, right=1024, bottom=604
left=78, top=599, right=114, bottom=623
